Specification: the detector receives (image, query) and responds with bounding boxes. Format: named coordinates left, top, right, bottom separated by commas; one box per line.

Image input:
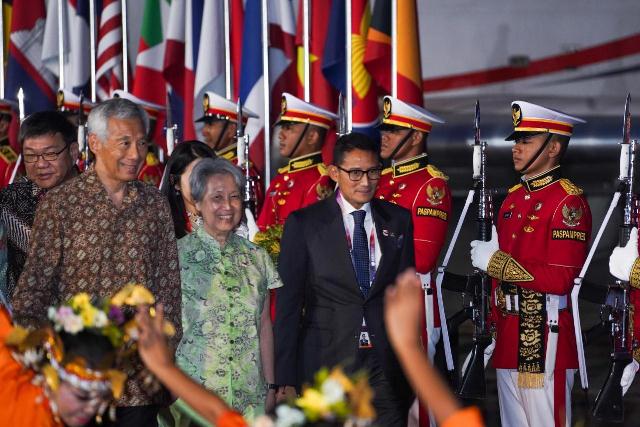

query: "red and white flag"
left=96, top=0, right=123, bottom=100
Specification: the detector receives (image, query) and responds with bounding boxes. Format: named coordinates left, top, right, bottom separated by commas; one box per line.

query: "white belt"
left=495, top=292, right=568, bottom=312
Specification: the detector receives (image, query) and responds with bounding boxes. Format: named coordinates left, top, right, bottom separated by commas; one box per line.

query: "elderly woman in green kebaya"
left=165, top=158, right=282, bottom=425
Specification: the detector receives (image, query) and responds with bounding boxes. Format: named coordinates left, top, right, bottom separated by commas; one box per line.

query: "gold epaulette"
left=381, top=167, right=393, bottom=175
left=317, top=163, right=328, bottom=176
left=508, top=183, right=523, bottom=193
left=146, top=152, right=159, bottom=166
left=427, top=164, right=449, bottom=181
left=559, top=178, right=583, bottom=195
left=0, top=145, right=17, bottom=164
left=277, top=165, right=289, bottom=174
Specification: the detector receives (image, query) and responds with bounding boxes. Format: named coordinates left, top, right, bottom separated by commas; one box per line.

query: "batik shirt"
left=12, top=168, right=183, bottom=406
left=176, top=227, right=282, bottom=421
left=0, top=177, right=43, bottom=299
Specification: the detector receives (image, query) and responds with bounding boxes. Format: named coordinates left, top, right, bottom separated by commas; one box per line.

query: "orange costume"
left=0, top=307, right=62, bottom=426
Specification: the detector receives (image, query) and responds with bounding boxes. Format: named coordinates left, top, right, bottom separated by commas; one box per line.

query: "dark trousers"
left=355, top=349, right=411, bottom=427
left=87, top=405, right=159, bottom=427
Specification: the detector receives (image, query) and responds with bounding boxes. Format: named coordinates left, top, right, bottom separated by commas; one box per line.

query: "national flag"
left=294, top=0, right=337, bottom=112
left=163, top=0, right=187, bottom=139
left=42, top=0, right=91, bottom=95
left=95, top=0, right=123, bottom=100
left=364, top=0, right=423, bottom=105
left=322, top=0, right=378, bottom=134
left=230, top=0, right=243, bottom=98
left=7, top=0, right=56, bottom=114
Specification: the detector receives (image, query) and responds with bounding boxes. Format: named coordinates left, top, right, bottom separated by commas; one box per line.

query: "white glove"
left=621, top=359, right=639, bottom=396
left=245, top=208, right=259, bottom=242
left=461, top=338, right=496, bottom=376
left=470, top=225, right=499, bottom=272
left=609, top=227, right=639, bottom=282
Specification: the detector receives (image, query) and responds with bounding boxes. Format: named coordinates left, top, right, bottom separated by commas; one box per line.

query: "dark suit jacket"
left=274, top=194, right=415, bottom=398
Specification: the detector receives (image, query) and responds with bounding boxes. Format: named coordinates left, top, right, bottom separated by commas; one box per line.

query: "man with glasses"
left=257, top=93, right=337, bottom=230
left=0, top=111, right=79, bottom=305
left=274, top=133, right=415, bottom=426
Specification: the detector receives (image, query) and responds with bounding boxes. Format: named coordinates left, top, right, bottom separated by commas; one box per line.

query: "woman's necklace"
left=187, top=210, right=203, bottom=230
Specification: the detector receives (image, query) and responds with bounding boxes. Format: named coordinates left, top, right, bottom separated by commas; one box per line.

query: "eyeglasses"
left=337, top=166, right=382, bottom=181
left=23, top=145, right=69, bottom=163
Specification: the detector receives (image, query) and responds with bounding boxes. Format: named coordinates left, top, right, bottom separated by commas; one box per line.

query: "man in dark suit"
left=274, top=132, right=415, bottom=426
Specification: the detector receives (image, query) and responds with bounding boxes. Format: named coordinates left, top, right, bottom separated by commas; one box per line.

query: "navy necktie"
left=351, top=210, right=370, bottom=297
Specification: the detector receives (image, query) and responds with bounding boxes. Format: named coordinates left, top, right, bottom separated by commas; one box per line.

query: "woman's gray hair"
left=87, top=98, right=149, bottom=142
left=190, top=158, right=246, bottom=203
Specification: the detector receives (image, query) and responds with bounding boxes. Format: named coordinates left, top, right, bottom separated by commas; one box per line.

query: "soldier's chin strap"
left=212, top=121, right=230, bottom=152
left=518, top=133, right=553, bottom=175
left=287, top=123, right=310, bottom=159
left=388, top=129, right=414, bottom=163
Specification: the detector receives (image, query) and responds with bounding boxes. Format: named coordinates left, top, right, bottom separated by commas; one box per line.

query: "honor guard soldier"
left=0, top=99, right=18, bottom=187
left=376, top=95, right=450, bottom=360
left=195, top=91, right=263, bottom=211
left=257, top=92, right=337, bottom=230
left=469, top=101, right=591, bottom=427
left=113, top=90, right=164, bottom=186
left=57, top=89, right=95, bottom=171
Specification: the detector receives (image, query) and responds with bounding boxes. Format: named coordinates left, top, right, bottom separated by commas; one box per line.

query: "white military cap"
left=275, top=92, right=338, bottom=129
left=56, top=89, right=95, bottom=114
left=379, top=95, right=445, bottom=134
left=196, top=91, right=258, bottom=124
left=507, top=100, right=585, bottom=141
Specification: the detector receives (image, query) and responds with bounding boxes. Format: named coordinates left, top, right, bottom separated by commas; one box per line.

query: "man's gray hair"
left=190, top=158, right=246, bottom=203
left=87, top=98, right=149, bottom=141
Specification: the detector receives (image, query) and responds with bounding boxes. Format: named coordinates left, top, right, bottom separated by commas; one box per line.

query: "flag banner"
left=95, top=0, right=123, bottom=100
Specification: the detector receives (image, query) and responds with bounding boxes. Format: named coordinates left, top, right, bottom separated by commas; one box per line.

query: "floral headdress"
left=254, top=367, right=376, bottom=427
left=6, top=283, right=174, bottom=423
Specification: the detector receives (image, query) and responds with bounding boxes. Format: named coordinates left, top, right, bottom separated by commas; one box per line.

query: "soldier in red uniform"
left=0, top=99, right=18, bottom=188
left=608, top=224, right=640, bottom=395
left=113, top=90, right=165, bottom=187
left=375, top=95, right=450, bottom=363
left=469, top=101, right=591, bottom=427
left=375, top=96, right=450, bottom=426
left=195, top=91, right=263, bottom=212
left=257, top=92, right=337, bottom=231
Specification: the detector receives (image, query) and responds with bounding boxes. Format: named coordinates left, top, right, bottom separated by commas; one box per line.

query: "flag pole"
left=8, top=88, right=25, bottom=184
left=0, top=2, right=5, bottom=99
left=224, top=0, right=231, bottom=99
left=121, top=0, right=129, bottom=92
left=89, top=0, right=97, bottom=102
left=57, top=0, right=66, bottom=90
left=261, top=0, right=271, bottom=186
left=391, top=0, right=397, bottom=97
left=345, top=0, right=352, bottom=132
left=302, top=0, right=310, bottom=102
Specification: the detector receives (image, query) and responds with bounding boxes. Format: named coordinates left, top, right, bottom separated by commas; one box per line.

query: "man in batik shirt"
left=12, top=98, right=182, bottom=427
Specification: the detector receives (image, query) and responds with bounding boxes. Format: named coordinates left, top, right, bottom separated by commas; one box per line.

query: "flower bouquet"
left=253, top=224, right=284, bottom=265
left=254, top=367, right=375, bottom=427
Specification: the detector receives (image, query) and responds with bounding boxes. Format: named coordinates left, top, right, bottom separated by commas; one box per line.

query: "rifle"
left=165, top=92, right=178, bottom=157
left=337, top=92, right=348, bottom=137
left=457, top=100, right=494, bottom=399
left=77, top=93, right=90, bottom=171
left=592, top=94, right=638, bottom=422
left=236, top=98, right=257, bottom=216
left=8, top=88, right=25, bottom=184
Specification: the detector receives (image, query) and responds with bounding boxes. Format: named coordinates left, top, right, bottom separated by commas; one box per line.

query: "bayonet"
left=9, top=88, right=25, bottom=184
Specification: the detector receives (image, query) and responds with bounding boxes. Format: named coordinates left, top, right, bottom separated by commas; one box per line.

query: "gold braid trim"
left=634, top=347, right=640, bottom=364
left=487, top=251, right=534, bottom=282
left=630, top=258, right=640, bottom=289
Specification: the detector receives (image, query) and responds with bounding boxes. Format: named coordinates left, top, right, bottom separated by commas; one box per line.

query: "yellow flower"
left=70, top=293, right=92, bottom=311
left=329, top=367, right=354, bottom=393
left=80, top=306, right=98, bottom=327
left=296, top=388, right=330, bottom=416
left=111, top=283, right=155, bottom=307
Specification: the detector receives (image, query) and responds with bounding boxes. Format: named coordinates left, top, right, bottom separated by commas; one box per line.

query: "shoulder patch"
left=0, top=145, right=17, bottom=164
left=508, top=183, right=523, bottom=193
left=560, top=178, right=583, bottom=195
left=427, top=164, right=448, bottom=181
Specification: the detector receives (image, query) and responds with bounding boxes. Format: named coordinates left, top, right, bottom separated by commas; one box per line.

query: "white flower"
left=63, top=313, right=84, bottom=334
left=195, top=250, right=206, bottom=262
left=93, top=310, right=108, bottom=328
left=47, top=307, right=57, bottom=322
left=253, top=415, right=275, bottom=427
left=321, top=378, right=345, bottom=405
left=275, top=406, right=305, bottom=427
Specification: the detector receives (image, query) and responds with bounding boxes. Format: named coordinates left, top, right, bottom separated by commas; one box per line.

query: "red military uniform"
left=375, top=153, right=451, bottom=328
left=138, top=152, right=164, bottom=187
left=0, top=145, right=18, bottom=188
left=491, top=166, right=591, bottom=370
left=217, top=143, right=264, bottom=214
left=257, top=151, right=333, bottom=230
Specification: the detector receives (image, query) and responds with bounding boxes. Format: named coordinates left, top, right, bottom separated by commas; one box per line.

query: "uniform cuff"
left=487, top=250, right=534, bottom=282
left=630, top=258, right=640, bottom=289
